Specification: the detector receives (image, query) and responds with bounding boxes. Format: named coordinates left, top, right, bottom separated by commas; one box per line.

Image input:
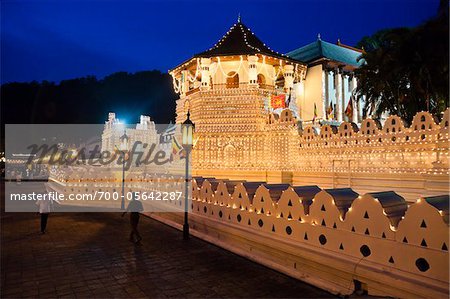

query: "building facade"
left=101, top=112, right=158, bottom=155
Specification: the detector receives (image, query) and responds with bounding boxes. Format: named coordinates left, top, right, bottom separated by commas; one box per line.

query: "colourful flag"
left=345, top=95, right=354, bottom=120
left=170, top=136, right=183, bottom=161
left=313, top=103, right=318, bottom=122
left=270, top=94, right=286, bottom=109
left=285, top=88, right=292, bottom=107
left=326, top=102, right=334, bottom=120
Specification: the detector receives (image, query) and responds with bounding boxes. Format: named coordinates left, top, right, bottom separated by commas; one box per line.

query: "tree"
left=355, top=3, right=449, bottom=124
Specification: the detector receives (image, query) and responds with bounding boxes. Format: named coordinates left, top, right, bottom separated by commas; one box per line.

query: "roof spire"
left=317, top=33, right=321, bottom=40
left=237, top=13, right=241, bottom=23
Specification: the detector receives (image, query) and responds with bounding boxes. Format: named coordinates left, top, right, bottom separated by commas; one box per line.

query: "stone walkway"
left=1, top=195, right=335, bottom=298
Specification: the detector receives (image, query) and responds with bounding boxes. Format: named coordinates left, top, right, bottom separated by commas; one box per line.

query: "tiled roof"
left=287, top=38, right=364, bottom=67
left=194, top=20, right=292, bottom=61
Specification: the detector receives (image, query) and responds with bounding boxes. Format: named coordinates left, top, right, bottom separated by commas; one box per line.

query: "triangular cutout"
left=421, top=239, right=427, bottom=247
left=238, top=193, right=242, bottom=198
left=228, top=215, right=231, bottom=220
left=261, top=197, right=264, bottom=202
left=288, top=200, right=293, bottom=207
left=339, top=243, right=344, bottom=250
left=351, top=226, right=355, bottom=232
left=333, top=222, right=337, bottom=229
left=304, top=233, right=308, bottom=240
left=420, top=220, right=427, bottom=228
left=364, top=211, right=369, bottom=219
left=280, top=212, right=284, bottom=218
left=382, top=232, right=386, bottom=239
left=321, top=219, right=326, bottom=226
left=248, top=219, right=251, bottom=225
left=442, top=243, right=448, bottom=251
left=389, top=256, right=395, bottom=264
left=272, top=225, right=275, bottom=232
left=321, top=204, right=326, bottom=211
left=267, top=211, right=271, bottom=216
left=211, top=211, right=214, bottom=215
left=365, top=228, right=370, bottom=235
left=261, top=208, right=265, bottom=214
left=403, top=237, right=408, bottom=243
left=298, top=216, right=302, bottom=222
left=288, top=212, right=292, bottom=220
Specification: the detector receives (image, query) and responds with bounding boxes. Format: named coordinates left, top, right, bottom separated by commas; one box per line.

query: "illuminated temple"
left=49, top=17, right=449, bottom=298
left=169, top=18, right=449, bottom=200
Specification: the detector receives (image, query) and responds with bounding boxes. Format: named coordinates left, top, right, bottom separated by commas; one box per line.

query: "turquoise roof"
left=287, top=39, right=364, bottom=67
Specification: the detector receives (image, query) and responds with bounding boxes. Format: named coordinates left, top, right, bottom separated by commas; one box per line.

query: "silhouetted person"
left=122, top=193, right=144, bottom=244
left=36, top=198, right=52, bottom=234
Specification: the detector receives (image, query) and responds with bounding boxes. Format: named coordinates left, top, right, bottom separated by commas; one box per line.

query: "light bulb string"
left=217, top=56, right=244, bottom=78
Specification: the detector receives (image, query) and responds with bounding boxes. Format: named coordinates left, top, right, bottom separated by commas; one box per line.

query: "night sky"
left=1, top=0, right=440, bottom=84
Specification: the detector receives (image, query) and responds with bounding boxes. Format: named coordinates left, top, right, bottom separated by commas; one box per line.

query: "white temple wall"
left=303, top=64, right=323, bottom=121
left=137, top=178, right=449, bottom=298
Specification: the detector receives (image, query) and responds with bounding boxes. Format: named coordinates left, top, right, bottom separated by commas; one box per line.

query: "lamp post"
left=181, top=110, right=195, bottom=240
left=119, top=130, right=129, bottom=210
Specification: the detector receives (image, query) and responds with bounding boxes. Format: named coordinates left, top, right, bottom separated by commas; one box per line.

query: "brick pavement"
left=1, top=186, right=335, bottom=298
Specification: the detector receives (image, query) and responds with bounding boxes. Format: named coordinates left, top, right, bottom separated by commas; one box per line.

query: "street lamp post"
left=181, top=110, right=195, bottom=240
left=119, top=130, right=129, bottom=210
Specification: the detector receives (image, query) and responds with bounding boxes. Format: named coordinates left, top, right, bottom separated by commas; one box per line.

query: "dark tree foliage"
left=354, top=1, right=449, bottom=124
left=1, top=70, right=177, bottom=125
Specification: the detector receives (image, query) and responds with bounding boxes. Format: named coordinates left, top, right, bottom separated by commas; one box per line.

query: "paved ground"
left=1, top=182, right=335, bottom=298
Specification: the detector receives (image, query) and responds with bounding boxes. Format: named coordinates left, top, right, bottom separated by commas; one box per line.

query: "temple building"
left=101, top=112, right=158, bottom=155
left=169, top=17, right=449, bottom=201
left=287, top=36, right=364, bottom=123
left=168, top=17, right=364, bottom=174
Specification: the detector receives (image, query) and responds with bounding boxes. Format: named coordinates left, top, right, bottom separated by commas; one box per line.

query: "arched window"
left=226, top=72, right=239, bottom=88
left=257, top=74, right=265, bottom=86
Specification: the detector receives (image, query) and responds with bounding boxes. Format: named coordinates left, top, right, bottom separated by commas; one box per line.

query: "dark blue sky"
left=1, top=0, right=440, bottom=83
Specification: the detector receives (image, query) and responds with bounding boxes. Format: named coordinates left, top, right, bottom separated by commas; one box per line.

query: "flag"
left=326, top=102, right=334, bottom=120
left=270, top=94, right=286, bottom=109
left=313, top=103, right=318, bottom=122
left=345, top=95, right=354, bottom=120
left=170, top=136, right=183, bottom=161
left=285, top=88, right=292, bottom=107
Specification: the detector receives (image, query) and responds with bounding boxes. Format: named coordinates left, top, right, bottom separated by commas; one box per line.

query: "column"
left=248, top=55, right=258, bottom=86
left=351, top=75, right=358, bottom=123
left=181, top=70, right=190, bottom=95
left=283, top=65, right=294, bottom=90
left=322, top=68, right=328, bottom=119
left=200, top=58, right=211, bottom=90
left=335, top=69, right=343, bottom=122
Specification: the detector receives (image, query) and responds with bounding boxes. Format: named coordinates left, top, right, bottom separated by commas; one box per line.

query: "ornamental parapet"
left=295, top=109, right=450, bottom=174
left=188, top=176, right=449, bottom=297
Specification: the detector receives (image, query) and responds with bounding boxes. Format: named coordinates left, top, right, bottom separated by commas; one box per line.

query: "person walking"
left=122, top=193, right=144, bottom=245
left=36, top=198, right=52, bottom=234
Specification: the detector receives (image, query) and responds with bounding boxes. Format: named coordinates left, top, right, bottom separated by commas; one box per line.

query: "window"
left=226, top=72, right=239, bottom=88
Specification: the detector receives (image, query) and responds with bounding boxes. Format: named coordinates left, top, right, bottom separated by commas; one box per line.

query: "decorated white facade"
left=101, top=112, right=158, bottom=155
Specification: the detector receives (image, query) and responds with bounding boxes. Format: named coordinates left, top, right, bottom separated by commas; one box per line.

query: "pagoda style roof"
left=287, top=37, right=364, bottom=67
left=194, top=19, right=292, bottom=61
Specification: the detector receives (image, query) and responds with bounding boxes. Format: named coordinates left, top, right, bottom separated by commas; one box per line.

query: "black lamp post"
left=119, top=130, right=129, bottom=210
left=181, top=110, right=194, bottom=240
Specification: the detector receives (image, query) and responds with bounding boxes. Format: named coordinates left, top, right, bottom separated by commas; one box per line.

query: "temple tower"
left=170, top=18, right=306, bottom=175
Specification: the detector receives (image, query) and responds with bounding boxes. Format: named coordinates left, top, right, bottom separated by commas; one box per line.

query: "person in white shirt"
left=36, top=198, right=52, bottom=234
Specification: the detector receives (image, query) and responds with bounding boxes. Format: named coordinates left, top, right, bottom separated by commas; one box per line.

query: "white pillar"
left=248, top=55, right=258, bottom=86
left=322, top=68, right=329, bottom=119
left=335, top=70, right=343, bottom=122
left=351, top=75, right=358, bottom=123
left=295, top=80, right=305, bottom=120
left=283, top=65, right=294, bottom=90
left=200, top=58, right=211, bottom=90
left=181, top=70, right=189, bottom=95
